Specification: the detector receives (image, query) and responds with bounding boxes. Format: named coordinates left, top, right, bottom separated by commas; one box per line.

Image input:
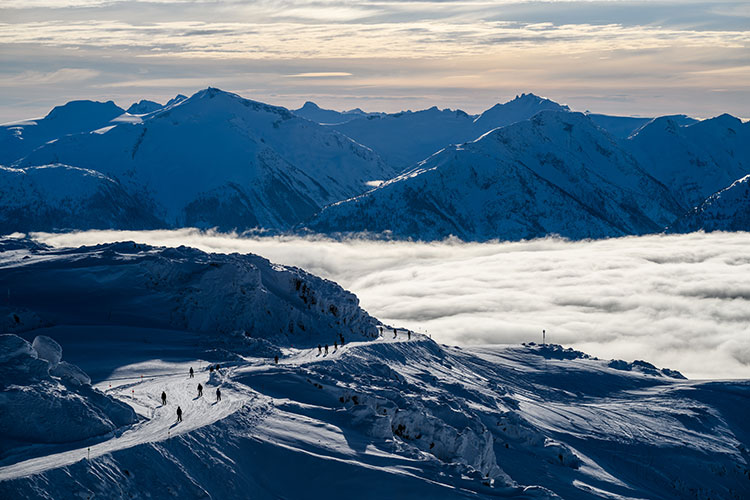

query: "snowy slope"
left=292, top=101, right=379, bottom=124
left=627, top=114, right=750, bottom=209
left=0, top=164, right=162, bottom=233
left=0, top=334, right=137, bottom=464
left=0, top=238, right=748, bottom=499
left=0, top=100, right=126, bottom=165
left=306, top=111, right=683, bottom=241
left=0, top=238, right=378, bottom=344
left=330, top=93, right=568, bottom=170
left=669, top=174, right=750, bottom=233
left=16, top=88, right=395, bottom=231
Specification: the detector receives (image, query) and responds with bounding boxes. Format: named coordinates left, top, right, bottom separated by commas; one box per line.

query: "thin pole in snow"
left=542, top=329, right=546, bottom=345
left=87, top=447, right=90, bottom=460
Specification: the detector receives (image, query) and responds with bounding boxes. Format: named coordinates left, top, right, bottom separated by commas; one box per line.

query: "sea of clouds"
left=32, top=229, right=750, bottom=380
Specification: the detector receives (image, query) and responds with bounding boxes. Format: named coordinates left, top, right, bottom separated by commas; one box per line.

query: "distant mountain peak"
left=45, top=100, right=124, bottom=122
left=126, top=100, right=162, bottom=115
left=165, top=94, right=188, bottom=107
left=301, top=101, right=321, bottom=110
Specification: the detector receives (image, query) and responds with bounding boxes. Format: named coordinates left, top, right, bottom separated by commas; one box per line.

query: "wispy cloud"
left=285, top=72, right=353, bottom=78
left=32, top=230, right=750, bottom=380
left=0, top=1, right=748, bottom=120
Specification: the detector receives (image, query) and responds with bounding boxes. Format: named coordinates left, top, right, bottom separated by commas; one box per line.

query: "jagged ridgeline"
left=1, top=88, right=748, bottom=238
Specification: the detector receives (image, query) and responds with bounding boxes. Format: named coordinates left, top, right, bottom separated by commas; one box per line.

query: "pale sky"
left=1, top=0, right=749, bottom=122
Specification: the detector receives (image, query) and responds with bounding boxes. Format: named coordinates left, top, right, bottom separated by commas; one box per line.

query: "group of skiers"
left=168, top=327, right=413, bottom=423
left=316, top=333, right=348, bottom=356
left=160, top=366, right=224, bottom=423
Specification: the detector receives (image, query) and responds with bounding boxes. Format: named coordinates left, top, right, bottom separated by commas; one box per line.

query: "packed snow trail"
left=0, top=332, right=410, bottom=482
left=0, top=362, right=255, bottom=481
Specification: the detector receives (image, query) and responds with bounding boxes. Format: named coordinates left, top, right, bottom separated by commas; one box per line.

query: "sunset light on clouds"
left=1, top=0, right=748, bottom=121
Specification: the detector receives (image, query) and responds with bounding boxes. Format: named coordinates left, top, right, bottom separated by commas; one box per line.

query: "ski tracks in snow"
left=0, top=365, right=254, bottom=481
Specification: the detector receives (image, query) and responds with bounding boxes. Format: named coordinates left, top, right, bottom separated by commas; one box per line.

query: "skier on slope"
left=216, top=388, right=222, bottom=402
left=197, top=383, right=203, bottom=397
left=176, top=406, right=183, bottom=422
left=161, top=391, right=167, bottom=405
left=189, top=367, right=194, bottom=378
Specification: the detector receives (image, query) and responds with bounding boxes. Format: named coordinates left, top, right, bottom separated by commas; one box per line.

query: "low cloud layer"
left=33, top=229, right=750, bottom=380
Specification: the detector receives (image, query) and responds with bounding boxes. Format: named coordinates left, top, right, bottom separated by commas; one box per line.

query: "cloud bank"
left=31, top=229, right=750, bottom=380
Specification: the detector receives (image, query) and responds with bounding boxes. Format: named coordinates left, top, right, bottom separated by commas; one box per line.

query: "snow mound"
left=0, top=334, right=136, bottom=459
left=31, top=335, right=62, bottom=367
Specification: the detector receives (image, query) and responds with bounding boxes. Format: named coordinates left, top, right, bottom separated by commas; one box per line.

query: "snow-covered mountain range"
left=8, top=88, right=393, bottom=231
left=1, top=88, right=748, bottom=239
left=0, top=237, right=747, bottom=499
left=306, top=111, right=684, bottom=240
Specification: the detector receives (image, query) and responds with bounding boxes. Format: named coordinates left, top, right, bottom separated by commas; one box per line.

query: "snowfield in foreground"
left=0, top=237, right=748, bottom=499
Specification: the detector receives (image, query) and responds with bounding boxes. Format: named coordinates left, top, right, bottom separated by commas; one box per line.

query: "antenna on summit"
left=542, top=329, right=546, bottom=345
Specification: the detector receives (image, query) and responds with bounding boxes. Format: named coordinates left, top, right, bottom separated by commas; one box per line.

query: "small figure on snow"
left=318, top=344, right=322, bottom=355
left=209, top=365, right=214, bottom=373
left=176, top=406, right=183, bottom=422
left=393, top=328, right=397, bottom=339
left=274, top=355, right=279, bottom=365
left=216, top=388, right=222, bottom=402
left=197, top=383, right=203, bottom=397
left=161, top=391, right=167, bottom=406
left=340, top=335, right=345, bottom=346
left=334, top=340, right=338, bottom=351
left=189, top=367, right=194, bottom=378
left=216, top=364, right=221, bottom=372
left=407, top=331, right=411, bottom=340
left=324, top=344, right=329, bottom=355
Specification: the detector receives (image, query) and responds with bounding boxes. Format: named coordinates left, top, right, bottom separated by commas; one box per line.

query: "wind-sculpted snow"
left=0, top=237, right=378, bottom=346
left=15, top=87, right=394, bottom=232
left=1, top=334, right=747, bottom=499
left=0, top=334, right=137, bottom=462
left=307, top=111, right=684, bottom=241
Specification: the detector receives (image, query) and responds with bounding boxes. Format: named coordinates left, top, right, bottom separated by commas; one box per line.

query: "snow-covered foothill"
left=0, top=237, right=379, bottom=346
left=0, top=164, right=162, bottom=233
